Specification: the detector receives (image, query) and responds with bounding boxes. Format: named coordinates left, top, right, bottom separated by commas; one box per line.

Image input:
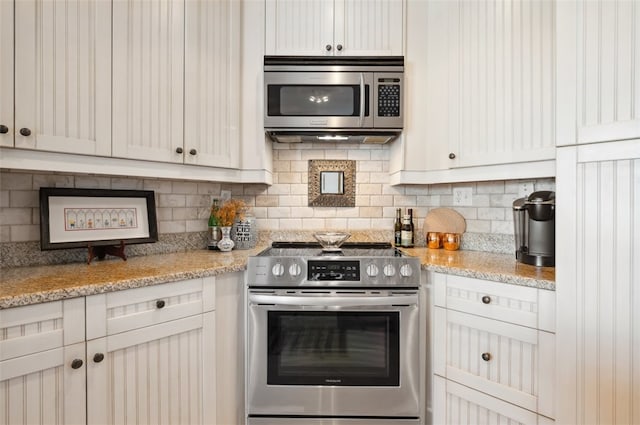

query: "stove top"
left=247, top=241, right=420, bottom=288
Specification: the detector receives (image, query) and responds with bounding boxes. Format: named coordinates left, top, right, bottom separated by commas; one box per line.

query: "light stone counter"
left=1, top=245, right=554, bottom=309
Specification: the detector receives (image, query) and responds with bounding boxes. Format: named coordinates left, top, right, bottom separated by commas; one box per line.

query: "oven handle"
left=248, top=293, right=417, bottom=308
left=359, top=72, right=365, bottom=127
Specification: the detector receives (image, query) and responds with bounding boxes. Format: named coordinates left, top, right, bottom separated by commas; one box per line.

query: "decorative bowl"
left=313, top=232, right=351, bottom=252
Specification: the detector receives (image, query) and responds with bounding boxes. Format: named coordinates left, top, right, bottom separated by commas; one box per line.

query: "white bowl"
left=313, top=232, right=351, bottom=251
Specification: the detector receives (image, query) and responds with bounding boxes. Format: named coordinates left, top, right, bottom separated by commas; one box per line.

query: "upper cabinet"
left=391, top=0, right=556, bottom=184
left=1, top=0, right=111, bottom=155
left=556, top=0, right=640, bottom=146
left=112, top=0, right=240, bottom=168
left=265, top=0, right=404, bottom=56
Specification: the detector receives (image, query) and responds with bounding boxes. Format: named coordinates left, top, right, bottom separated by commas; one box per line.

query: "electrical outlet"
left=453, top=187, right=473, bottom=206
left=517, top=182, right=535, bottom=198
left=220, top=190, right=231, bottom=202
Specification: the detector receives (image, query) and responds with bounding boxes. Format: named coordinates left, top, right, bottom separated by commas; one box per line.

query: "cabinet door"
left=184, top=0, right=240, bottom=168
left=556, top=141, right=640, bottom=424
left=0, top=344, right=87, bottom=425
left=112, top=0, right=184, bottom=163
left=87, top=313, right=215, bottom=425
left=557, top=0, right=640, bottom=146
left=335, top=0, right=404, bottom=56
left=13, top=0, right=111, bottom=156
left=0, top=0, right=12, bottom=148
left=433, top=375, right=552, bottom=425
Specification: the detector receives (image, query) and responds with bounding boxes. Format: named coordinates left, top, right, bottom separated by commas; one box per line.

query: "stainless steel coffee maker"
left=513, top=191, right=555, bottom=267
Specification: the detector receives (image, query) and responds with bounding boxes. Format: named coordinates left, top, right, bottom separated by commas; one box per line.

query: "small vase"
left=217, top=226, right=235, bottom=252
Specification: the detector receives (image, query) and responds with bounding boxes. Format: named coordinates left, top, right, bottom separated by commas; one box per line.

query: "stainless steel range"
left=246, top=242, right=422, bottom=425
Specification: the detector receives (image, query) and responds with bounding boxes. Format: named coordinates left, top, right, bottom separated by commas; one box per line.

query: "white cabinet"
left=0, top=0, right=111, bottom=155
left=265, top=0, right=404, bottom=56
left=390, top=0, right=556, bottom=185
left=556, top=0, right=640, bottom=147
left=0, top=299, right=86, bottom=425
left=112, top=0, right=240, bottom=168
left=555, top=141, right=640, bottom=424
left=432, top=272, right=556, bottom=422
left=85, top=278, right=216, bottom=425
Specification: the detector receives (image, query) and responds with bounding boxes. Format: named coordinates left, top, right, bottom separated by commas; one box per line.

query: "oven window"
left=267, top=85, right=369, bottom=117
left=267, top=311, right=399, bottom=386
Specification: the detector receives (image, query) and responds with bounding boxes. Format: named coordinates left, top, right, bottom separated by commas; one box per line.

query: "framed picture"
left=308, top=160, right=356, bottom=207
left=39, top=188, right=158, bottom=250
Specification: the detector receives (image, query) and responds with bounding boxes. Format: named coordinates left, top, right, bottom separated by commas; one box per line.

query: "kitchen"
left=0, top=0, right=638, bottom=424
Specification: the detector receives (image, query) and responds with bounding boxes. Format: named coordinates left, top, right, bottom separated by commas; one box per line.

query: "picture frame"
left=308, top=160, right=356, bottom=207
left=39, top=188, right=158, bottom=250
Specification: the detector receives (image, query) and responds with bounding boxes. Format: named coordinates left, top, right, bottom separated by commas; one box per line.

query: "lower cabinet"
left=0, top=272, right=245, bottom=425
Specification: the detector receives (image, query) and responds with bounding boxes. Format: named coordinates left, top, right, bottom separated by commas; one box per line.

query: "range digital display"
left=308, top=260, right=360, bottom=281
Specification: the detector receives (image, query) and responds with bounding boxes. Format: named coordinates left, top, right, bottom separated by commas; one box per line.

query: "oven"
left=246, top=242, right=422, bottom=425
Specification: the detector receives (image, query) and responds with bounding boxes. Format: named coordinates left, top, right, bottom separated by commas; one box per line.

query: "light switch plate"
left=220, top=190, right=231, bottom=202
left=453, top=187, right=472, bottom=206
left=517, top=182, right=535, bottom=198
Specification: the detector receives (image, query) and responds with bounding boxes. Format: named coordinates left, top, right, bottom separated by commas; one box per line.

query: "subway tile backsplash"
left=0, top=143, right=555, bottom=267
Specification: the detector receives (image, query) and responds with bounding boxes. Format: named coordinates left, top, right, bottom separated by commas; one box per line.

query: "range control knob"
left=366, top=264, right=379, bottom=277
left=400, top=264, right=414, bottom=277
left=383, top=264, right=396, bottom=277
left=289, top=263, right=301, bottom=277
left=272, top=263, right=285, bottom=277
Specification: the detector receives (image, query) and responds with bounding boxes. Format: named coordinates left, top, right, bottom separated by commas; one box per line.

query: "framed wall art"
left=39, top=188, right=158, bottom=251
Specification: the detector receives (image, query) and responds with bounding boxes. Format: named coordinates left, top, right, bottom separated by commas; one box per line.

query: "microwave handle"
left=249, top=293, right=417, bottom=308
left=359, top=73, right=365, bottom=127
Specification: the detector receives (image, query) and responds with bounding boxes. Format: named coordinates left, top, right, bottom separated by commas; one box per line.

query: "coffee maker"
left=512, top=190, right=555, bottom=267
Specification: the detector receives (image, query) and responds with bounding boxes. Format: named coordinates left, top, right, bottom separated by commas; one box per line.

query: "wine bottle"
left=401, top=214, right=412, bottom=247
left=394, top=208, right=402, bottom=246
left=408, top=208, right=415, bottom=247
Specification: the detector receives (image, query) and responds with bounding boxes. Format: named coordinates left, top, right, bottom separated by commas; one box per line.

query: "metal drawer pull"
left=71, top=359, right=83, bottom=369
left=93, top=353, right=105, bottom=363
left=481, top=352, right=492, bottom=362
left=156, top=300, right=166, bottom=309
left=481, top=295, right=491, bottom=304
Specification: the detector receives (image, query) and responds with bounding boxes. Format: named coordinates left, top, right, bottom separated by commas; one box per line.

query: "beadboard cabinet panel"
left=556, top=142, right=640, bottom=425
left=112, top=0, right=184, bottom=163
left=337, top=0, right=404, bottom=56
left=0, top=0, right=12, bottom=148
left=13, top=0, right=111, bottom=156
left=557, top=0, right=640, bottom=146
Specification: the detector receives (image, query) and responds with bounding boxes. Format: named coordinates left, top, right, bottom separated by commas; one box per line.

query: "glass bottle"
left=394, top=208, right=402, bottom=246
left=408, top=208, right=415, bottom=247
left=401, top=214, right=412, bottom=247
left=207, top=199, right=221, bottom=250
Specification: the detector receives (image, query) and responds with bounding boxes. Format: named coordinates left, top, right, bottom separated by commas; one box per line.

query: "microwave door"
left=264, top=72, right=373, bottom=129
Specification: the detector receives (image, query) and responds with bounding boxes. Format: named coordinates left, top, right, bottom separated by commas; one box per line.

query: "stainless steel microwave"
left=264, top=56, right=404, bottom=144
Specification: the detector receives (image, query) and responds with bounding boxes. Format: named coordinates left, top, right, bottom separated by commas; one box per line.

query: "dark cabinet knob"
left=336, top=44, right=343, bottom=51
left=93, top=353, right=105, bottom=363
left=156, top=300, right=166, bottom=309
left=189, top=148, right=197, bottom=155
left=481, top=295, right=491, bottom=304
left=448, top=152, right=456, bottom=159
left=326, top=44, right=332, bottom=51
left=71, top=359, right=83, bottom=369
left=0, top=124, right=8, bottom=134
left=481, top=352, right=492, bottom=361
left=176, top=147, right=183, bottom=154
left=19, top=128, right=31, bottom=137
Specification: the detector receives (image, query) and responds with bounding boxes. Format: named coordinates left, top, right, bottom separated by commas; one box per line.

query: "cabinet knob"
left=176, top=147, right=183, bottom=154
left=93, top=353, right=105, bottom=363
left=0, top=124, right=8, bottom=134
left=325, top=44, right=332, bottom=51
left=481, top=352, right=492, bottom=362
left=19, top=128, right=31, bottom=137
left=448, top=152, right=456, bottom=159
left=71, top=359, right=84, bottom=369
left=481, top=295, right=491, bottom=304
left=189, top=148, right=197, bottom=155
left=156, top=299, right=166, bottom=309
left=336, top=44, right=343, bottom=51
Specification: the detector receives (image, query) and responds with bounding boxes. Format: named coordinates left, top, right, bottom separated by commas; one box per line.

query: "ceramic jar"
left=217, top=226, right=235, bottom=252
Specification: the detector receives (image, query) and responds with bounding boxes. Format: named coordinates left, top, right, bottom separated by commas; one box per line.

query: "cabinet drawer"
left=433, top=375, right=554, bottom=425
left=0, top=298, right=85, bottom=361
left=86, top=277, right=215, bottom=339
left=434, top=307, right=555, bottom=417
left=433, top=273, right=555, bottom=331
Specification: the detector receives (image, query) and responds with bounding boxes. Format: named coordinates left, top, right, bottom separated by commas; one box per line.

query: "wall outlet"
left=517, top=182, right=535, bottom=199
left=220, top=190, right=231, bottom=202
left=453, top=187, right=473, bottom=206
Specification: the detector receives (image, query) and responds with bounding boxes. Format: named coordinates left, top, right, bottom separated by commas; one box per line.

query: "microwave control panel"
left=377, top=78, right=401, bottom=117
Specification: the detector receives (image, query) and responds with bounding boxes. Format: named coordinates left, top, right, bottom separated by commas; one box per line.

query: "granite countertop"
left=0, top=245, right=555, bottom=309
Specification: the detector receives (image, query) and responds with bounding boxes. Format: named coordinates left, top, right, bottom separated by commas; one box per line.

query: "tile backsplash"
left=0, top=143, right=554, bottom=267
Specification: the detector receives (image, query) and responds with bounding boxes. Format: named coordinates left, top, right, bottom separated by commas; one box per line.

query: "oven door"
left=247, top=290, right=420, bottom=419
left=264, top=72, right=373, bottom=129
